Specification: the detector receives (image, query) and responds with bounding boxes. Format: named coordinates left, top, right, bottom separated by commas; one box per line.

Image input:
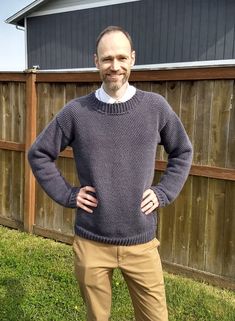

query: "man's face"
left=94, top=31, right=135, bottom=95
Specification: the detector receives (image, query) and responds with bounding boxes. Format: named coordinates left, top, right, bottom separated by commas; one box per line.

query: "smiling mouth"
left=106, top=74, right=123, bottom=80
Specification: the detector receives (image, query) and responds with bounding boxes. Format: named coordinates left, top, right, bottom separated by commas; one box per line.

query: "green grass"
left=0, top=226, right=234, bottom=321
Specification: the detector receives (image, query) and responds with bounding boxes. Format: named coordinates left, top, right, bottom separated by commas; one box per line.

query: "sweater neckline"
left=89, top=89, right=144, bottom=115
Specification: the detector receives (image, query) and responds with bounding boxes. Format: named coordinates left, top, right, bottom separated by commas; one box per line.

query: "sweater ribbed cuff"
left=67, top=187, right=80, bottom=208
left=150, top=187, right=168, bottom=208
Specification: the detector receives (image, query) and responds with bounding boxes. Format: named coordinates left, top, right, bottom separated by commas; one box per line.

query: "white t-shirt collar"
left=95, top=83, right=136, bottom=103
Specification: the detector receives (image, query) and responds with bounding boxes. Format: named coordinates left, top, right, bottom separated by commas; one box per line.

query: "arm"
left=151, top=111, right=193, bottom=208
left=28, top=117, right=80, bottom=208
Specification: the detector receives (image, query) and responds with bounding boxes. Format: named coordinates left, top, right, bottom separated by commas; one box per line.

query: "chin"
left=106, top=79, right=128, bottom=91
left=110, top=83, right=123, bottom=91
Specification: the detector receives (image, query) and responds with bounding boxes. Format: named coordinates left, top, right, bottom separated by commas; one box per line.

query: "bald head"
left=95, top=26, right=134, bottom=56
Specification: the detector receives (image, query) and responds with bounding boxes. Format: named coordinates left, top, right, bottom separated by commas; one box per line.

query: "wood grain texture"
left=226, top=81, right=235, bottom=168
left=193, top=81, right=213, bottom=165
left=173, top=176, right=193, bottom=266
left=0, top=82, right=26, bottom=143
left=222, top=181, right=235, bottom=278
left=0, top=150, right=24, bottom=223
left=24, top=73, right=37, bottom=232
left=205, top=179, right=226, bottom=275
left=209, top=80, right=233, bottom=167
left=188, top=176, right=209, bottom=270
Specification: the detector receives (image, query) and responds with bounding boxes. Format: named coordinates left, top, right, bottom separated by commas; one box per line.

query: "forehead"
left=97, top=31, right=132, bottom=57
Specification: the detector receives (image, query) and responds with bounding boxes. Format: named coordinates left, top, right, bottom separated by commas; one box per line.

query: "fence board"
left=223, top=181, right=235, bottom=278
left=135, top=82, right=152, bottom=92
left=1, top=83, right=8, bottom=141
left=35, top=84, right=47, bottom=229
left=154, top=172, right=175, bottom=262
left=227, top=82, right=235, bottom=168
left=76, top=83, right=99, bottom=98
left=151, top=81, right=167, bottom=98
left=0, top=150, right=24, bottom=222
left=10, top=83, right=22, bottom=142
left=180, top=81, right=196, bottom=140
left=166, top=81, right=182, bottom=115
left=24, top=73, right=37, bottom=232
left=173, top=177, right=193, bottom=266
left=11, top=151, right=24, bottom=221
left=193, top=81, right=213, bottom=164
left=65, top=83, right=77, bottom=103
left=205, top=179, right=226, bottom=275
left=2, top=150, right=12, bottom=218
left=209, top=80, right=234, bottom=167
left=0, top=82, right=26, bottom=142
left=37, top=83, right=49, bottom=134
left=0, top=150, right=4, bottom=217
left=188, top=176, right=209, bottom=270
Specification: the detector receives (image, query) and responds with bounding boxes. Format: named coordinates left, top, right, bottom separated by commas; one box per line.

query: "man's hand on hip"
left=141, top=189, right=159, bottom=215
left=76, top=186, right=98, bottom=213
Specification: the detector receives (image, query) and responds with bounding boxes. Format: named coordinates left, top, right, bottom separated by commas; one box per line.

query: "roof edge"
left=5, top=0, right=47, bottom=26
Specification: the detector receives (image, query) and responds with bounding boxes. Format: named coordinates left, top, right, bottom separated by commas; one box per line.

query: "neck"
left=103, top=82, right=129, bottom=100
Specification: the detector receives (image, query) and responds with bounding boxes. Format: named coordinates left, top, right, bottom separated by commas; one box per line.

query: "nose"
left=110, top=59, right=120, bottom=71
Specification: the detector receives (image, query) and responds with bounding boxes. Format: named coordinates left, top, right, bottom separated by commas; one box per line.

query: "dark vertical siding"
left=224, top=0, right=235, bottom=59
left=174, top=0, right=185, bottom=62
left=27, top=0, right=235, bottom=69
left=190, top=0, right=200, bottom=61
left=215, top=0, right=225, bottom=60
left=206, top=0, right=218, bottom=60
left=199, top=0, right=209, bottom=61
left=182, top=0, right=193, bottom=62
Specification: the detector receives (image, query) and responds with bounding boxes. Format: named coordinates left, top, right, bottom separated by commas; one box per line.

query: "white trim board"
left=24, top=17, right=28, bottom=69
left=132, top=60, right=235, bottom=70
left=38, top=60, right=235, bottom=72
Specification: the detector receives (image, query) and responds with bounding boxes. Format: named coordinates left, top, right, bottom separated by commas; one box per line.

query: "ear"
left=131, top=51, right=136, bottom=67
left=94, top=54, right=99, bottom=69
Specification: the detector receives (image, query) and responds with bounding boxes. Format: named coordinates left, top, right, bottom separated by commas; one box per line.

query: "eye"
left=102, top=57, right=112, bottom=62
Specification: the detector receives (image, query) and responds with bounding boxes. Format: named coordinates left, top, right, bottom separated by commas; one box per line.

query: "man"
left=28, top=26, right=193, bottom=321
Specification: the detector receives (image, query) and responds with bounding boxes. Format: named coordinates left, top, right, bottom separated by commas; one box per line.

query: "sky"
left=0, top=0, right=33, bottom=71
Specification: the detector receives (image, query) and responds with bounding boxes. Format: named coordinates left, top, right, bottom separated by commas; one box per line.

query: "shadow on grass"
left=0, top=277, right=30, bottom=321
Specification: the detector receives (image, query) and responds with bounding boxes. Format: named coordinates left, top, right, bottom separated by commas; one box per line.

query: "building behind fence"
left=6, top=0, right=235, bottom=69
left=0, top=67, right=234, bottom=290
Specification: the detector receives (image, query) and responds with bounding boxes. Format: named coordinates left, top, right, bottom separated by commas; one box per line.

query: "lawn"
left=0, top=226, right=234, bottom=321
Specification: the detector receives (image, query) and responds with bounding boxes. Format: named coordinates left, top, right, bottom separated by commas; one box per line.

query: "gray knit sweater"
left=28, top=89, right=193, bottom=245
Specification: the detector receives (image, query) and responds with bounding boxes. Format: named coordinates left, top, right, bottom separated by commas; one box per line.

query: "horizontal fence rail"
left=0, top=67, right=234, bottom=290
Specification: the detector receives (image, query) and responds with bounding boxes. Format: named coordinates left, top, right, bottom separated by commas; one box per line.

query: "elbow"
left=27, top=146, right=33, bottom=165
left=181, top=140, right=193, bottom=163
left=27, top=145, right=36, bottom=168
left=188, top=142, right=193, bottom=163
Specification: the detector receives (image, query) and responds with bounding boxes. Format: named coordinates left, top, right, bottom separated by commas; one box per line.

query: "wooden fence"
left=0, top=67, right=234, bottom=290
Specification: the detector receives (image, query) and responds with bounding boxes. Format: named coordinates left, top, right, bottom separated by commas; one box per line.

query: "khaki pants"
left=73, top=235, right=168, bottom=321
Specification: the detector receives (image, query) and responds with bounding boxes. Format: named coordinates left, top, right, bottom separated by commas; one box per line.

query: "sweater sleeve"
left=28, top=115, right=80, bottom=208
left=151, top=108, right=193, bottom=207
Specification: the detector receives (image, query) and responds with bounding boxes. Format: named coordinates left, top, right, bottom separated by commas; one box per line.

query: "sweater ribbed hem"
left=74, top=226, right=156, bottom=246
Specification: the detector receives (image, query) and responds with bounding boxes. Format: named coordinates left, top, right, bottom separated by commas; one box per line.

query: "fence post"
left=24, top=72, right=37, bottom=233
